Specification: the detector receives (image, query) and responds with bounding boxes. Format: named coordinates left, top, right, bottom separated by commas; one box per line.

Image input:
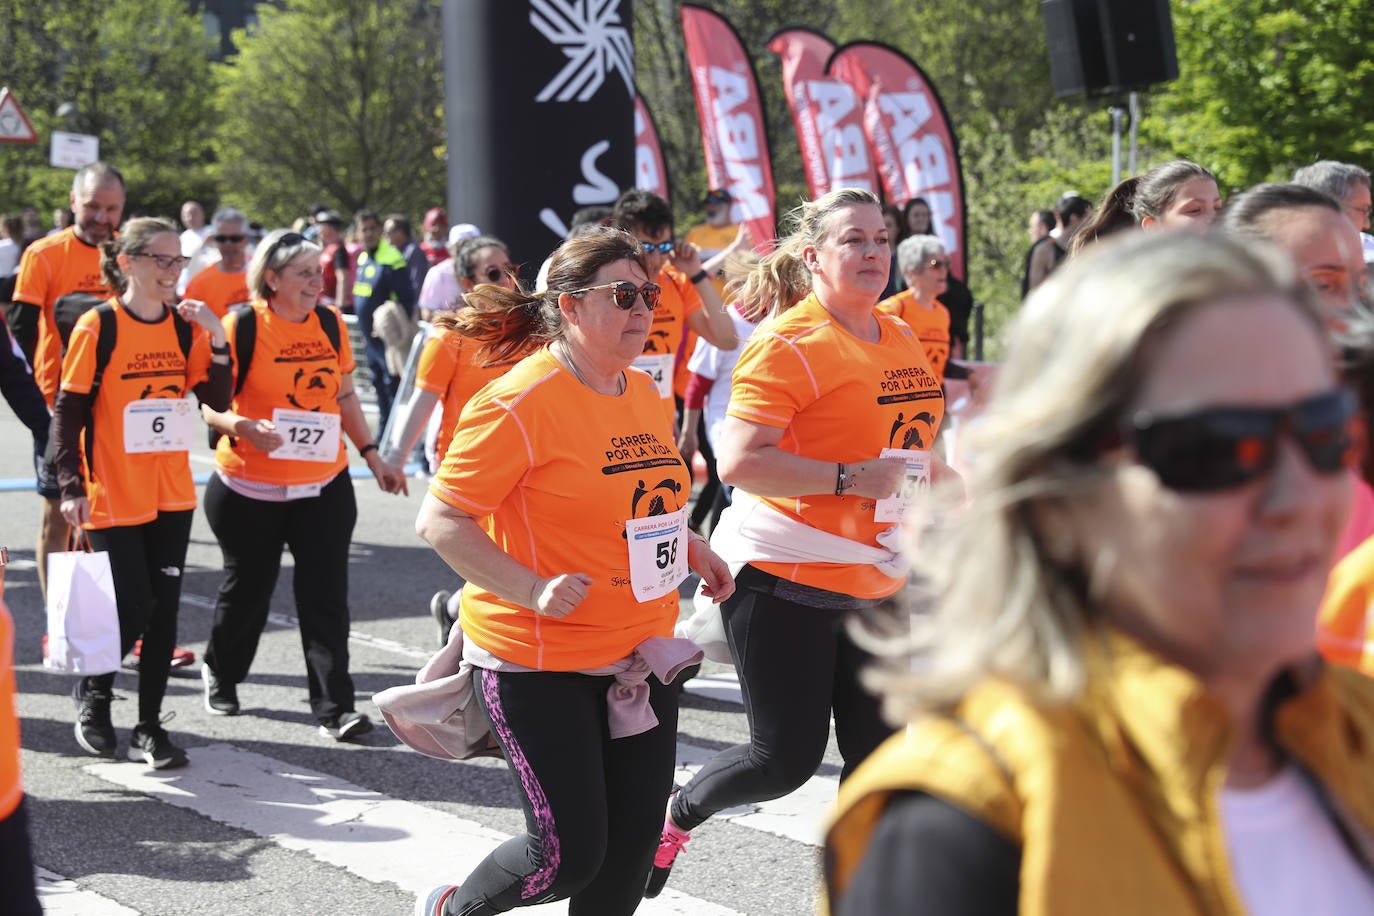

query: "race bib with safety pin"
left=124, top=399, right=197, bottom=453
left=625, top=506, right=689, bottom=602
left=269, top=409, right=341, bottom=462
left=874, top=447, right=931, bottom=523
left=632, top=353, right=675, bottom=400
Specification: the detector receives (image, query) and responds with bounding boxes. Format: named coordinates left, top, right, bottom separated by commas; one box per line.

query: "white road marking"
left=35, top=868, right=140, bottom=915
left=86, top=745, right=742, bottom=915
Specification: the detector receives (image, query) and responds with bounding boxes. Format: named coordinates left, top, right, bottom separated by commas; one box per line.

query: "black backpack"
left=208, top=303, right=343, bottom=448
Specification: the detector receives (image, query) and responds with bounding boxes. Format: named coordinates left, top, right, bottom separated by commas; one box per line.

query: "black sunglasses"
left=568, top=281, right=662, bottom=311
left=476, top=264, right=518, bottom=284
left=213, top=233, right=247, bottom=244
left=1120, top=388, right=1356, bottom=492
left=641, top=241, right=675, bottom=255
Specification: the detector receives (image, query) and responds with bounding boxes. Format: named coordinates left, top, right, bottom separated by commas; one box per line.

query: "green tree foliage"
left=211, top=0, right=447, bottom=227
left=1146, top=0, right=1374, bottom=189
left=0, top=0, right=215, bottom=218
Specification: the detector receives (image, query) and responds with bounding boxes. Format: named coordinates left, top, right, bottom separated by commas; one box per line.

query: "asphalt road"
left=0, top=402, right=844, bottom=916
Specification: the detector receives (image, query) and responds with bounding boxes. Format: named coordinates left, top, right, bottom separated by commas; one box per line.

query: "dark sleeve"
left=938, top=280, right=973, bottom=351
left=391, top=262, right=417, bottom=312
left=51, top=390, right=91, bottom=501
left=834, top=793, right=1020, bottom=916
left=0, top=318, right=50, bottom=439
left=192, top=358, right=233, bottom=412
left=2, top=302, right=40, bottom=366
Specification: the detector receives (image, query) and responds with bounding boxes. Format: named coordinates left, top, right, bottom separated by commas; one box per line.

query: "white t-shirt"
left=1221, top=764, right=1374, bottom=916
left=685, top=304, right=758, bottom=454
left=0, top=237, right=20, bottom=278
left=418, top=262, right=464, bottom=313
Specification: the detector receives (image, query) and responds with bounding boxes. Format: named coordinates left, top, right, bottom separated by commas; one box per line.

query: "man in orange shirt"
left=10, top=161, right=123, bottom=609
left=609, top=190, right=737, bottom=430
left=184, top=207, right=252, bottom=319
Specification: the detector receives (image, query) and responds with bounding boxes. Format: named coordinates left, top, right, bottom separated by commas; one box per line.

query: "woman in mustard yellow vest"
left=826, top=231, right=1374, bottom=916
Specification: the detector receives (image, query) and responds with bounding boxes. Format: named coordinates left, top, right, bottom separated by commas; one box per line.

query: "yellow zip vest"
left=825, top=631, right=1374, bottom=916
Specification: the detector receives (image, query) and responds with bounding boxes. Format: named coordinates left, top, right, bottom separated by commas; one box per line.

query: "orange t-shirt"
left=61, top=300, right=214, bottom=529
left=1318, top=534, right=1374, bottom=674
left=0, top=598, right=22, bottom=821
left=12, top=227, right=113, bottom=406
left=728, top=293, right=944, bottom=598
left=414, top=326, right=517, bottom=465
left=213, top=302, right=355, bottom=487
left=877, top=290, right=952, bottom=384
left=428, top=347, right=691, bottom=671
left=638, top=263, right=703, bottom=424
left=184, top=264, right=251, bottom=319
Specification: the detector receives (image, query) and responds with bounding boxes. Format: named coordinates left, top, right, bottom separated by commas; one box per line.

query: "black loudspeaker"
left=1041, top=0, right=1178, bottom=98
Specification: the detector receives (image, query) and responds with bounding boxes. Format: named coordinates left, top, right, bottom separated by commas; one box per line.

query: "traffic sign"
left=0, top=87, right=38, bottom=144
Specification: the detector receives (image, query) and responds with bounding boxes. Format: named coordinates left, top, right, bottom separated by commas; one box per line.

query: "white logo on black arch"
left=530, top=0, right=634, bottom=102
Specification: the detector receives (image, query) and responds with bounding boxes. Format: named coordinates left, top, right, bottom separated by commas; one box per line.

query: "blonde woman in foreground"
left=826, top=231, right=1374, bottom=915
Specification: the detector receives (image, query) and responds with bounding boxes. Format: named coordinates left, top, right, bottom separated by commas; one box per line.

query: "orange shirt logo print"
left=275, top=341, right=340, bottom=411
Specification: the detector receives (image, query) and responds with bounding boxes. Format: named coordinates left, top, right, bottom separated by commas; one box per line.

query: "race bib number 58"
left=625, top=506, right=689, bottom=602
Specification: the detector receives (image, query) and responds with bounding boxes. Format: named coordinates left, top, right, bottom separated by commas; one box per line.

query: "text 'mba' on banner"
left=767, top=28, right=878, bottom=200
left=828, top=42, right=967, bottom=280
left=680, top=3, right=778, bottom=253
left=634, top=93, right=670, bottom=200
left=443, top=0, right=635, bottom=272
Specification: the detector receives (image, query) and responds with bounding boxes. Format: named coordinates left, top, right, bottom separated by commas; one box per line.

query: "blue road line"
left=0, top=463, right=423, bottom=494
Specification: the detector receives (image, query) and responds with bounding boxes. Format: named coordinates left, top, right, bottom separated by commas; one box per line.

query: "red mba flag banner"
left=634, top=92, right=671, bottom=200
left=768, top=28, right=877, bottom=199
left=828, top=42, right=967, bottom=279
left=681, top=3, right=777, bottom=251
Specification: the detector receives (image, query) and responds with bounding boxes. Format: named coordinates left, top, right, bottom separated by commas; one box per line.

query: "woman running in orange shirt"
left=412, top=228, right=732, bottom=916
left=199, top=229, right=407, bottom=741
left=878, top=234, right=958, bottom=384
left=383, top=235, right=522, bottom=646
left=646, top=188, right=946, bottom=897
left=53, top=217, right=232, bottom=768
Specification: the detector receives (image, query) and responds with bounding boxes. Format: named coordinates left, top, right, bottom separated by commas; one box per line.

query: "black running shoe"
left=202, top=664, right=240, bottom=716
left=128, top=719, right=189, bottom=769
left=319, top=710, right=373, bottom=741
left=72, top=680, right=117, bottom=757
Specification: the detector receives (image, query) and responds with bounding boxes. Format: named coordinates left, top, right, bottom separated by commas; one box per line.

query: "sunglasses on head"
left=477, top=264, right=518, bottom=283
left=1118, top=388, right=1356, bottom=492
left=641, top=241, right=675, bottom=255
left=213, top=233, right=246, bottom=244
left=568, top=281, right=662, bottom=311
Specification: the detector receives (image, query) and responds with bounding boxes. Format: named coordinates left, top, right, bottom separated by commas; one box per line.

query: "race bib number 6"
left=269, top=409, right=341, bottom=462
left=625, top=506, right=689, bottom=602
left=124, top=399, right=196, bottom=453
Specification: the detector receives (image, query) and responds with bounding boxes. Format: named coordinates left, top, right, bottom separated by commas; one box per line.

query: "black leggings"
left=202, top=471, right=358, bottom=721
left=85, top=510, right=193, bottom=724
left=0, top=798, right=42, bottom=916
left=671, top=567, right=895, bottom=832
left=450, top=668, right=678, bottom=916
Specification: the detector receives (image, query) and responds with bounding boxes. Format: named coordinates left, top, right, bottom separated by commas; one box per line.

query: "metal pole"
left=972, top=301, right=984, bottom=362
left=1110, top=103, right=1125, bottom=186
left=1128, top=92, right=1140, bottom=175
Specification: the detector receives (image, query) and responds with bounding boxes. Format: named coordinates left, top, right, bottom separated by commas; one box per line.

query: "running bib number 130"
left=124, top=399, right=197, bottom=453
left=625, top=506, right=689, bottom=602
left=269, top=409, right=341, bottom=462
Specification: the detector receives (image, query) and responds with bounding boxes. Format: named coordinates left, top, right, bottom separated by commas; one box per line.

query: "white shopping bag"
left=45, top=547, right=121, bottom=674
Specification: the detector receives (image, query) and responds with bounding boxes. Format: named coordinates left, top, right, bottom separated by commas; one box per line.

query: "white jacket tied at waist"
left=677, top=495, right=907, bottom=663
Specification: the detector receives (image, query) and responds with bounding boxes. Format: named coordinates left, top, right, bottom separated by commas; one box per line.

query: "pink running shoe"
left=644, top=821, right=691, bottom=898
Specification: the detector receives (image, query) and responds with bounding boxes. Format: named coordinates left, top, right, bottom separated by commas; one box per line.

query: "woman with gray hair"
left=825, top=231, right=1374, bottom=914
left=878, top=234, right=956, bottom=382
left=199, top=229, right=408, bottom=740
